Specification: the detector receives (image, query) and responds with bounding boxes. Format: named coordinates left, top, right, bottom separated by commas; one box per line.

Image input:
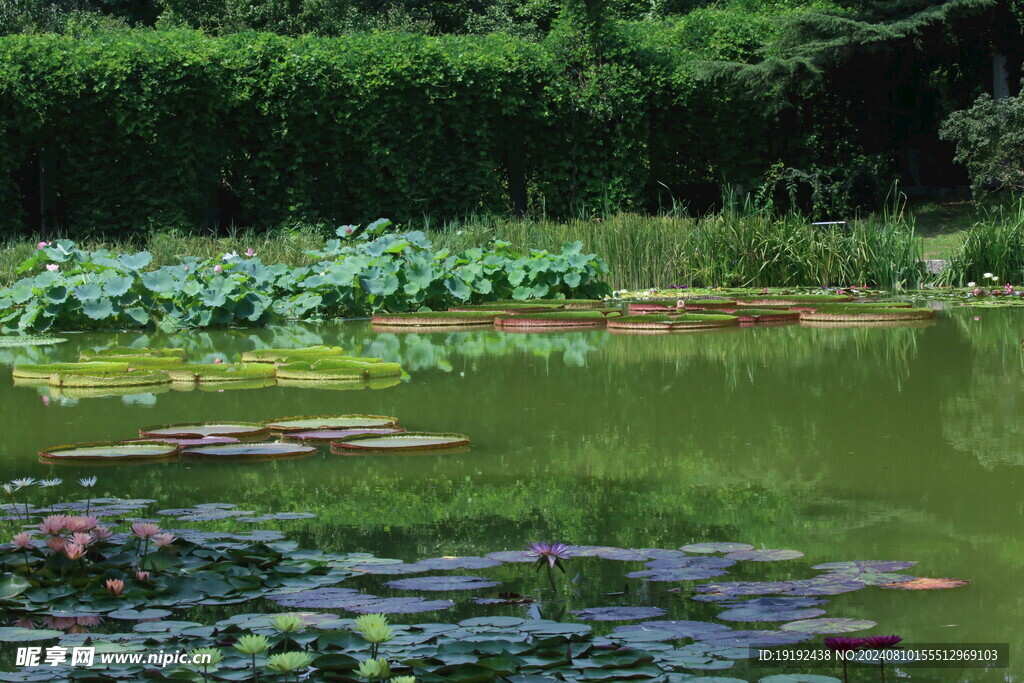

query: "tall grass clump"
left=431, top=207, right=923, bottom=290
left=942, top=200, right=1024, bottom=285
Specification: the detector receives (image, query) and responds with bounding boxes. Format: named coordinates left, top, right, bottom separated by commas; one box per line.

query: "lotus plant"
left=354, top=613, right=394, bottom=658
left=234, top=634, right=270, bottom=683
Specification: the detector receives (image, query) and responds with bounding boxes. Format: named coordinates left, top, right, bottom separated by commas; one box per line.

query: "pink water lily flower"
left=45, top=536, right=66, bottom=553
left=45, top=264, right=58, bottom=272
left=39, top=515, right=67, bottom=535
left=152, top=533, right=176, bottom=548
left=105, top=579, right=124, bottom=596
left=131, top=522, right=160, bottom=539
left=71, top=532, right=93, bottom=547
left=65, top=516, right=98, bottom=533
left=63, top=542, right=87, bottom=560
left=135, top=570, right=151, bottom=582
left=11, top=532, right=33, bottom=548
left=91, top=526, right=112, bottom=541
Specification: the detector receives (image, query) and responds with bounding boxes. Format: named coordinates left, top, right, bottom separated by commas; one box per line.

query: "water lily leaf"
left=350, top=563, right=428, bottom=575
left=694, top=582, right=793, bottom=598
left=779, top=618, right=876, bottom=634
left=181, top=443, right=317, bottom=459
left=460, top=616, right=526, bottom=628
left=818, top=571, right=916, bottom=586
left=0, top=627, right=65, bottom=642
left=759, top=675, right=842, bottom=683
left=283, top=428, right=405, bottom=442
left=718, top=597, right=827, bottom=623
left=613, top=621, right=733, bottom=642
left=697, top=630, right=813, bottom=646
left=485, top=550, right=536, bottom=563
left=131, top=620, right=202, bottom=634
left=39, top=442, right=178, bottom=461
left=681, top=543, right=755, bottom=554
left=140, top=422, right=269, bottom=439
left=570, top=607, right=667, bottom=622
left=386, top=576, right=499, bottom=591
left=0, top=575, right=32, bottom=600
left=627, top=567, right=730, bottom=582
left=108, top=609, right=173, bottom=621
left=332, top=432, right=470, bottom=452
left=811, top=561, right=916, bottom=573
left=724, top=549, right=804, bottom=562
left=879, top=577, right=970, bottom=590
left=140, top=436, right=239, bottom=447
left=777, top=578, right=866, bottom=596
left=645, top=557, right=735, bottom=570
left=263, top=414, right=399, bottom=431
left=346, top=597, right=454, bottom=614
left=518, top=620, right=592, bottom=636
left=415, top=556, right=502, bottom=570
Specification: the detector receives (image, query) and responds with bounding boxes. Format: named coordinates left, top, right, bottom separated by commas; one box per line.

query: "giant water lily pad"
left=332, top=432, right=470, bottom=453
left=570, top=607, right=667, bottom=622
left=130, top=436, right=239, bottom=447
left=283, top=427, right=405, bottom=442
left=40, top=441, right=179, bottom=461
left=779, top=618, right=876, bottom=634
left=0, top=336, right=66, bottom=347
left=724, top=549, right=804, bottom=562
left=385, top=576, right=499, bottom=591
left=139, top=422, right=269, bottom=439
left=263, top=414, right=399, bottom=432
left=181, top=443, right=316, bottom=459
left=681, top=543, right=755, bottom=554
left=717, top=598, right=827, bottom=623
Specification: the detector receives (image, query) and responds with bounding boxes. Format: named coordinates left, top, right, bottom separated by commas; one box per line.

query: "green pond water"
left=0, top=306, right=1020, bottom=679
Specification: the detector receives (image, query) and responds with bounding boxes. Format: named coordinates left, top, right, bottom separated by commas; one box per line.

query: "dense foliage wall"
left=0, top=0, right=1015, bottom=234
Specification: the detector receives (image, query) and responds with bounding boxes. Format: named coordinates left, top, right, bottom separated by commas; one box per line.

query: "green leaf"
left=445, top=277, right=472, bottom=301
left=82, top=298, right=114, bottom=320
left=124, top=306, right=150, bottom=326
left=104, top=276, right=134, bottom=297
left=119, top=251, right=153, bottom=271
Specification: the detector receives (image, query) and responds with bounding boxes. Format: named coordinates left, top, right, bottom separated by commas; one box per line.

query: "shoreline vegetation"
left=4, top=200, right=1024, bottom=295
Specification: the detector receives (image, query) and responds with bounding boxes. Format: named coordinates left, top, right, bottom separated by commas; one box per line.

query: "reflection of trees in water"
left=942, top=308, right=1024, bottom=468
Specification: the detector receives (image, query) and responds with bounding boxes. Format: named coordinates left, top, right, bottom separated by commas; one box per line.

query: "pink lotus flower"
left=131, top=522, right=160, bottom=539
left=213, top=358, right=223, bottom=365
left=65, top=516, right=98, bottom=533
left=245, top=247, right=256, bottom=257
left=105, top=579, right=124, bottom=596
left=63, top=542, right=87, bottom=560
left=37, top=241, right=50, bottom=249
left=45, top=536, right=65, bottom=553
left=135, top=570, right=150, bottom=582
left=152, top=533, right=176, bottom=548
left=39, top=515, right=67, bottom=535
left=213, top=264, right=224, bottom=274
left=11, top=532, right=33, bottom=548
left=91, top=526, right=112, bottom=541
left=45, top=264, right=58, bottom=272
left=71, top=532, right=93, bottom=547
left=41, top=395, right=50, bottom=406
left=345, top=226, right=353, bottom=234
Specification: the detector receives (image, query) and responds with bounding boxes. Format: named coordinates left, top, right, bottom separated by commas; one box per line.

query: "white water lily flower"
left=984, top=272, right=993, bottom=278
left=222, top=251, right=238, bottom=261
left=967, top=282, right=976, bottom=287
left=993, top=276, right=999, bottom=282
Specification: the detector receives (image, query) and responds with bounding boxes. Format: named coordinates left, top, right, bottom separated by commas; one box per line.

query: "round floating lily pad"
left=55, top=369, right=173, bottom=388
left=0, top=627, right=65, bottom=642
left=371, top=311, right=500, bottom=327
left=385, top=575, right=499, bottom=591
left=818, top=570, right=916, bottom=586
left=725, top=549, right=804, bottom=562
left=645, top=557, right=736, bottom=570
left=264, top=414, right=399, bottom=432
left=879, top=577, right=970, bottom=590
left=484, top=550, right=536, bottom=563
left=139, top=422, right=269, bottom=439
left=776, top=577, right=867, bottom=596
left=241, top=345, right=349, bottom=363
left=182, top=443, right=317, bottom=459
left=614, top=621, right=733, bottom=641
left=682, top=543, right=755, bottom=554
left=129, top=436, right=239, bottom=447
left=627, top=567, right=731, bottom=582
left=107, top=609, right=173, bottom=621
left=779, top=618, right=876, bottom=634
left=718, top=597, right=827, bottom=623
left=40, top=441, right=179, bottom=461
left=759, top=675, right=842, bottom=682
left=812, top=560, right=917, bottom=573
left=351, top=563, right=428, bottom=575
left=698, top=630, right=813, bottom=646
left=283, top=427, right=405, bottom=442
left=570, top=606, right=667, bottom=622
left=332, top=432, right=470, bottom=453
left=518, top=620, right=592, bottom=636
left=415, top=556, right=502, bottom=570
left=347, top=597, right=455, bottom=614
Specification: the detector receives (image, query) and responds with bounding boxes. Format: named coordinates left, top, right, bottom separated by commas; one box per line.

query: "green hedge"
left=0, top=26, right=761, bottom=232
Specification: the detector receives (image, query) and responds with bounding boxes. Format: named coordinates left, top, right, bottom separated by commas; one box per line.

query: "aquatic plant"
left=800, top=305, right=936, bottom=322
left=164, top=363, right=277, bottom=383
left=39, top=441, right=180, bottom=462
left=354, top=613, right=395, bottom=658
left=331, top=432, right=470, bottom=453
left=371, top=311, right=501, bottom=327
left=234, top=634, right=271, bottom=683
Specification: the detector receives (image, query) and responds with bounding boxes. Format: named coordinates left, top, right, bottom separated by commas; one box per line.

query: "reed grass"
left=942, top=199, right=1024, bottom=285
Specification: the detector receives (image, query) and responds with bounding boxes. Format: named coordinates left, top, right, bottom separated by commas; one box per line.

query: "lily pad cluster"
left=371, top=302, right=620, bottom=329
left=11, top=345, right=405, bottom=394
left=37, top=413, right=470, bottom=463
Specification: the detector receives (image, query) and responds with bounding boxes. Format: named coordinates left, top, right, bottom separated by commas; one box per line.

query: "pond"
left=0, top=306, right=1019, bottom=680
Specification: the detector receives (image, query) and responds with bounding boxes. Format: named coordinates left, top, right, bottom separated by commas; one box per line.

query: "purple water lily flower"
left=527, top=542, right=573, bottom=573
left=862, top=635, right=902, bottom=648
left=824, top=636, right=867, bottom=651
